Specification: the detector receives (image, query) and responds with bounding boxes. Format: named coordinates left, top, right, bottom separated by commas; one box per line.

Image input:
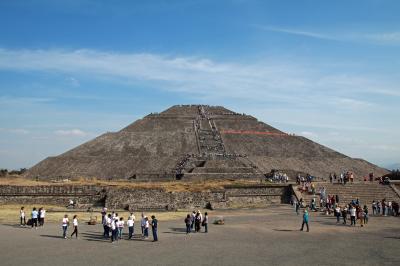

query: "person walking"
left=127, top=216, right=134, bottom=239
left=151, top=215, right=158, bottom=242
left=295, top=201, right=300, bottom=215
left=20, top=207, right=26, bottom=226
left=31, top=207, right=38, bottom=229
left=185, top=214, right=191, bottom=234
left=203, top=212, right=209, bottom=233
left=62, top=214, right=69, bottom=239
left=300, top=209, right=309, bottom=232
left=70, top=215, right=78, bottom=239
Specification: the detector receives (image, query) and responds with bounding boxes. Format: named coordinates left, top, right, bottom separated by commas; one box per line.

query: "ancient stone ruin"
left=26, top=105, right=388, bottom=181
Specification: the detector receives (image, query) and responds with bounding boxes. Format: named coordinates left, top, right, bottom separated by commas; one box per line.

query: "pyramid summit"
left=26, top=105, right=388, bottom=181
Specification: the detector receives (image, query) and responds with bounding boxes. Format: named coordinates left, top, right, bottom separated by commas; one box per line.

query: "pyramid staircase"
left=173, top=106, right=264, bottom=180
left=296, top=182, right=400, bottom=206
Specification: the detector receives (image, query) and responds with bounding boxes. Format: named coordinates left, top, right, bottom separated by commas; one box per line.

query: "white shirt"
left=106, top=217, right=112, bottom=227
left=145, top=220, right=149, bottom=228
left=127, top=219, right=134, bottom=227
left=111, top=220, right=116, bottom=230
left=73, top=218, right=78, bottom=226
left=350, top=208, right=356, bottom=216
left=40, top=210, right=46, bottom=218
left=130, top=214, right=135, bottom=223
left=118, top=220, right=124, bottom=228
left=62, top=217, right=69, bottom=226
left=20, top=210, right=25, bottom=218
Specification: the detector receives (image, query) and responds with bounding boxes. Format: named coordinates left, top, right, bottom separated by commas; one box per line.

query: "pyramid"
left=26, top=105, right=388, bottom=180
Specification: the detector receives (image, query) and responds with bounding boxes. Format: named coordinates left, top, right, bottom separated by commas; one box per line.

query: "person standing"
left=372, top=200, right=377, bottom=215
left=191, top=211, right=196, bottom=231
left=342, top=206, right=348, bottom=225
left=203, top=212, right=209, bottom=233
left=39, top=207, right=46, bottom=227
left=300, top=209, right=309, bottom=232
left=143, top=216, right=149, bottom=239
left=110, top=217, right=118, bottom=243
left=62, top=214, right=69, bottom=239
left=20, top=207, right=26, bottom=226
left=151, top=215, right=158, bottom=242
left=350, top=206, right=356, bottom=226
left=118, top=217, right=124, bottom=239
left=31, top=207, right=38, bottom=229
left=101, top=207, right=107, bottom=225
left=335, top=206, right=341, bottom=223
left=363, top=205, right=369, bottom=224
left=185, top=214, right=191, bottom=234
left=127, top=216, right=134, bottom=239
left=140, top=213, right=146, bottom=237
left=70, top=215, right=78, bottom=239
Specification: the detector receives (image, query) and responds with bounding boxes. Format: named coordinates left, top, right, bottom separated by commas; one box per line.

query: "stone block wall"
left=0, top=184, right=291, bottom=210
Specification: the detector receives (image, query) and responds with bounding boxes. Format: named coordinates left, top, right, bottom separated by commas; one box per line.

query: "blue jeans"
left=186, top=224, right=191, bottom=234
left=111, top=229, right=118, bottom=242
left=118, top=228, right=123, bottom=239
left=152, top=227, right=158, bottom=241
left=204, top=223, right=208, bottom=233
left=62, top=226, right=68, bottom=238
left=144, top=228, right=149, bottom=238
left=128, top=226, right=134, bottom=239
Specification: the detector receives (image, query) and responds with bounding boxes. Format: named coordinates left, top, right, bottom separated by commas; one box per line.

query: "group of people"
left=100, top=208, right=159, bottom=242
left=329, top=172, right=355, bottom=184
left=372, top=199, right=399, bottom=216
left=184, top=210, right=209, bottom=234
left=20, top=206, right=46, bottom=228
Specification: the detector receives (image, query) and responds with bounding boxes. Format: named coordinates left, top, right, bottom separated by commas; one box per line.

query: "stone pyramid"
left=26, top=105, right=388, bottom=180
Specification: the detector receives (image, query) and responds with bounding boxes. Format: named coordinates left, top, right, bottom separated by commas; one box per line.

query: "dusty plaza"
left=0, top=205, right=399, bottom=266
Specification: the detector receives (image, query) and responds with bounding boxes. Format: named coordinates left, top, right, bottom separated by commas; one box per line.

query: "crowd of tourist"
left=18, top=206, right=209, bottom=243
left=20, top=206, right=46, bottom=228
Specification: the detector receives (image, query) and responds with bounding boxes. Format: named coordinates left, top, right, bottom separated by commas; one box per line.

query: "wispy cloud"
left=253, top=25, right=336, bottom=40
left=0, top=128, right=30, bottom=134
left=254, top=25, right=400, bottom=45
left=54, top=129, right=89, bottom=137
left=0, top=48, right=397, bottom=107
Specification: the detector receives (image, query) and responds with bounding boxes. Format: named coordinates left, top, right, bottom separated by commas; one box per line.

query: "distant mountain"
left=385, top=163, right=400, bottom=170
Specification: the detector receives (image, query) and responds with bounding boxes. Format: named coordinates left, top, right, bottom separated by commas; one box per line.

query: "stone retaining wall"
left=0, top=184, right=291, bottom=210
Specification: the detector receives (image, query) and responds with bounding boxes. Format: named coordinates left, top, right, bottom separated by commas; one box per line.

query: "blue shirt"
left=303, top=212, right=309, bottom=223
left=32, top=210, right=38, bottom=219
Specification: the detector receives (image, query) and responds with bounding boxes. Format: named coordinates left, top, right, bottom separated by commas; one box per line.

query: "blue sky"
left=0, top=0, right=399, bottom=169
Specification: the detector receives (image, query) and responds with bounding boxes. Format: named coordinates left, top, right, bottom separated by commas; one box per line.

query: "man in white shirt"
left=350, top=206, right=356, bottom=226
left=127, top=217, right=134, bottom=239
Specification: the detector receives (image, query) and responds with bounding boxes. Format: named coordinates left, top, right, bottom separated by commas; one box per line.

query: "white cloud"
left=0, top=48, right=397, bottom=107
left=300, top=131, right=318, bottom=138
left=54, top=129, right=88, bottom=137
left=0, top=128, right=30, bottom=134
left=254, top=25, right=400, bottom=45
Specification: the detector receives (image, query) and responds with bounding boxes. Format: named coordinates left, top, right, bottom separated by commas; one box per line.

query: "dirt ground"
left=0, top=205, right=399, bottom=266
